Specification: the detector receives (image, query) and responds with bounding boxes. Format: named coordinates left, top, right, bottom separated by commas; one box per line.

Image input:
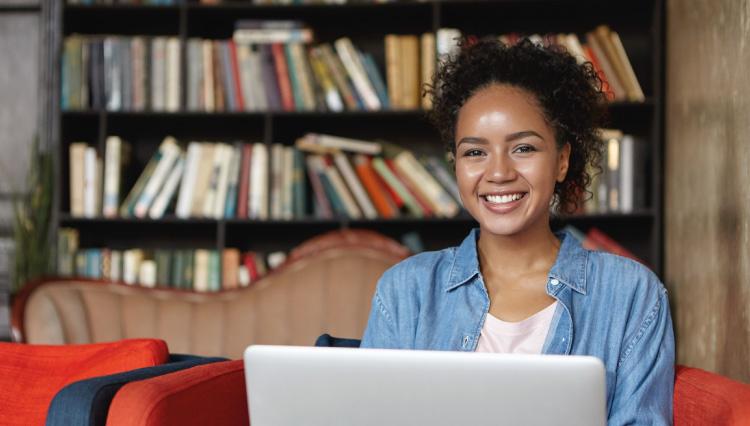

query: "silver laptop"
left=244, top=345, right=606, bottom=426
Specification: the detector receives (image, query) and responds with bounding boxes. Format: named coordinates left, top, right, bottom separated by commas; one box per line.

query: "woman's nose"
left=486, top=152, right=517, bottom=182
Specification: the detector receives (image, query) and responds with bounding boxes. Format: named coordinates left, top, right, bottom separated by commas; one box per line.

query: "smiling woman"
left=360, top=38, right=675, bottom=425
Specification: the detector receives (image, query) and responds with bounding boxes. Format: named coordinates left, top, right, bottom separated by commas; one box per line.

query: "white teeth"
left=485, top=193, right=524, bottom=204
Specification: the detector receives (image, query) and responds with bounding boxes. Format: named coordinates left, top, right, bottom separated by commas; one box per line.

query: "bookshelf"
left=55, top=0, right=665, bottom=277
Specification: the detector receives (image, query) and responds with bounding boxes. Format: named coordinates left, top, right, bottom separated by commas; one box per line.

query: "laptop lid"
left=244, top=345, right=606, bottom=426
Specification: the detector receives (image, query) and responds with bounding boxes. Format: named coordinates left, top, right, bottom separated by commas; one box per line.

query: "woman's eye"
left=514, top=145, right=536, bottom=154
left=463, top=149, right=484, bottom=157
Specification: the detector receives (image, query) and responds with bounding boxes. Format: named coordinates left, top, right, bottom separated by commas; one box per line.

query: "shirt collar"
left=445, top=228, right=588, bottom=295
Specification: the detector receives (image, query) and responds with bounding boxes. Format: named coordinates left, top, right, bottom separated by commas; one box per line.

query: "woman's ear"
left=556, top=142, right=571, bottom=183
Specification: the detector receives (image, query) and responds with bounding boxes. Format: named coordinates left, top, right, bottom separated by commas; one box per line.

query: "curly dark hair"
left=426, top=37, right=607, bottom=214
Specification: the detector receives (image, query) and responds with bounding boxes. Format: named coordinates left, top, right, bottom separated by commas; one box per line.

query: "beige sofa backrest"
left=13, top=230, right=409, bottom=359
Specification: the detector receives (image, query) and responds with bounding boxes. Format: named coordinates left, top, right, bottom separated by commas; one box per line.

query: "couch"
left=12, top=229, right=409, bottom=359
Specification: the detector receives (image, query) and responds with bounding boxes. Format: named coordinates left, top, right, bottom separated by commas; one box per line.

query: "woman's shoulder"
left=584, top=248, right=666, bottom=301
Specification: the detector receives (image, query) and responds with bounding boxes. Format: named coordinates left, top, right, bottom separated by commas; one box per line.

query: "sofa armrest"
left=674, top=365, right=750, bottom=425
left=105, top=360, right=247, bottom=426
left=46, top=355, right=226, bottom=426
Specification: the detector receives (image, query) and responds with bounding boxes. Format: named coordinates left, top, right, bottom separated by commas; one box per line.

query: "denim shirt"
left=361, top=228, right=675, bottom=425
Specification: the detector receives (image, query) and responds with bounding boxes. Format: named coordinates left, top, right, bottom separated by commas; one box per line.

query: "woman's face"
left=454, top=84, right=570, bottom=238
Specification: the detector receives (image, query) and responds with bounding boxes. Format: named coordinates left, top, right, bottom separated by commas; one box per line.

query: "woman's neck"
left=477, top=224, right=561, bottom=278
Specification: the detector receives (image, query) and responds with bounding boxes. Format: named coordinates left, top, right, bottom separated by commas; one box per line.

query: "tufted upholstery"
left=13, top=229, right=409, bottom=359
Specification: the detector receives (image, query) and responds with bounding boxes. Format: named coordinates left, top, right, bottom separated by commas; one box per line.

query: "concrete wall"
left=666, top=0, right=750, bottom=382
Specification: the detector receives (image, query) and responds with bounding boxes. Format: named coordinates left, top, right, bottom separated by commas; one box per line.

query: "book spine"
left=333, top=152, right=378, bottom=219
left=237, top=143, right=252, bottom=219
left=134, top=137, right=181, bottom=218
left=334, top=37, right=381, bottom=111
left=83, top=146, right=98, bottom=218
left=69, top=142, right=87, bottom=217
left=202, top=40, right=215, bottom=112
left=384, top=34, right=401, bottom=109
left=372, top=157, right=422, bottom=217
left=271, top=43, right=295, bottom=111
left=318, top=44, right=361, bottom=110
left=175, top=142, right=201, bottom=218
left=228, top=40, right=246, bottom=111
left=292, top=148, right=306, bottom=218
left=249, top=142, right=269, bottom=220
left=224, top=144, right=242, bottom=219
left=305, top=154, right=334, bottom=219
left=212, top=144, right=233, bottom=219
left=420, top=32, right=435, bottom=109
left=284, top=44, right=305, bottom=111
left=149, top=155, right=185, bottom=219
left=260, top=45, right=282, bottom=111
left=354, top=154, right=397, bottom=218
left=166, top=37, right=181, bottom=112
left=219, top=41, right=236, bottom=111
left=307, top=47, right=344, bottom=112
left=102, top=136, right=122, bottom=217
left=282, top=146, right=295, bottom=220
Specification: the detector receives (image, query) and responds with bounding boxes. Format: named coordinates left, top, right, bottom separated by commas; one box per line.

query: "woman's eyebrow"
left=456, top=136, right=488, bottom=147
left=505, top=130, right=544, bottom=142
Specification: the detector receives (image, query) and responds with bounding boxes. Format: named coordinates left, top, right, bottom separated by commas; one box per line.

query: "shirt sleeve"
left=608, top=288, right=675, bottom=425
left=360, top=289, right=398, bottom=348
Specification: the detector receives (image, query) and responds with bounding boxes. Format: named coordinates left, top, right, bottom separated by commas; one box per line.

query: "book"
left=372, top=157, right=423, bottom=217
left=83, top=146, right=99, bottom=218
left=236, top=143, right=253, bottom=219
left=323, top=156, right=362, bottom=219
left=333, top=152, right=378, bottom=219
left=190, top=143, right=216, bottom=217
left=270, top=143, right=284, bottom=220
left=308, top=46, right=344, bottom=112
left=271, top=43, right=295, bottom=111
left=176, top=142, right=202, bottom=218
left=69, top=142, right=87, bottom=217
left=420, top=32, right=435, bottom=109
left=384, top=34, right=402, bottom=109
left=318, top=44, right=361, bottom=110
left=392, top=150, right=460, bottom=217
left=334, top=37, right=381, bottom=111
left=212, top=143, right=233, bottom=219
left=222, top=248, right=240, bottom=290
left=193, top=249, right=210, bottom=292
left=166, top=37, right=181, bottom=111
left=400, top=35, right=420, bottom=109
left=102, top=136, right=123, bottom=217
left=353, top=154, right=397, bottom=218
left=292, top=148, right=307, bottom=218
left=305, top=154, right=334, bottom=219
left=260, top=45, right=283, bottom=111
left=360, top=52, right=389, bottom=109
left=249, top=142, right=269, bottom=220
left=423, top=156, right=462, bottom=204
left=202, top=39, right=215, bottom=112
left=224, top=144, right=242, bottom=218
left=134, top=136, right=181, bottom=218
left=149, top=155, right=185, bottom=219
left=296, top=133, right=381, bottom=155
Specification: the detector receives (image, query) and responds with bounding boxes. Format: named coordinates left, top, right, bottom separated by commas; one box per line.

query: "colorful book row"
left=67, top=133, right=463, bottom=220
left=57, top=228, right=286, bottom=291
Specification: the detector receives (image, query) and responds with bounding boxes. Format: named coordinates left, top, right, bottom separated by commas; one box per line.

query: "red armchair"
left=101, top=360, right=750, bottom=426
left=674, top=365, right=750, bottom=425
left=0, top=339, right=169, bottom=426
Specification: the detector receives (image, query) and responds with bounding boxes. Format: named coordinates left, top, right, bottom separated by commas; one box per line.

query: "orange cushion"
left=674, top=365, right=750, bottom=425
left=0, top=338, right=168, bottom=426
left=106, top=359, right=247, bottom=426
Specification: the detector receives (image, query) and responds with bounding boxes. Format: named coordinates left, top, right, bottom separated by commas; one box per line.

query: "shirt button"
left=550, top=279, right=560, bottom=286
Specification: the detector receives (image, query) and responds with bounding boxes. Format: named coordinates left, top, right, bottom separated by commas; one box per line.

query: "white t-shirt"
left=475, top=302, right=558, bottom=354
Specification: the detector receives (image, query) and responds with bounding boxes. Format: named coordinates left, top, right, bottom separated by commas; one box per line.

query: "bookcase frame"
left=53, top=0, right=665, bottom=276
